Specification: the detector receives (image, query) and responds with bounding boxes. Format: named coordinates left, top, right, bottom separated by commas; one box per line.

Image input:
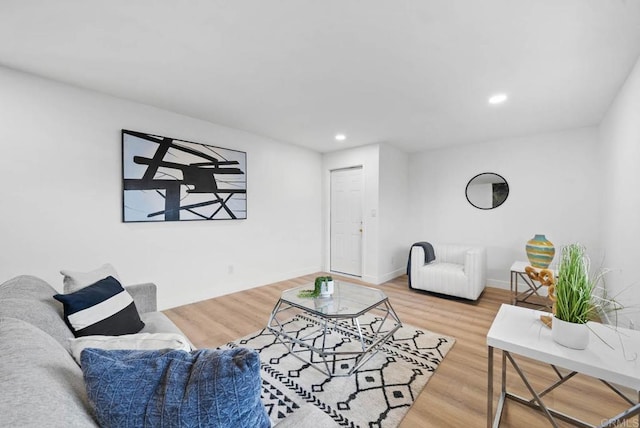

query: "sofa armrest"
left=411, top=246, right=424, bottom=266
left=125, top=282, right=157, bottom=314
left=464, top=247, right=487, bottom=284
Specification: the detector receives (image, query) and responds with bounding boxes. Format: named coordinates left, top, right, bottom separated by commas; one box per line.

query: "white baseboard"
left=361, top=274, right=377, bottom=284
left=355, top=268, right=406, bottom=285
left=486, top=277, right=549, bottom=297
left=377, top=268, right=406, bottom=284
left=487, top=278, right=510, bottom=290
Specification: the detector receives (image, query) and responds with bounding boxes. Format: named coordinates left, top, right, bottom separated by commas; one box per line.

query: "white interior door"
left=330, top=167, right=363, bottom=276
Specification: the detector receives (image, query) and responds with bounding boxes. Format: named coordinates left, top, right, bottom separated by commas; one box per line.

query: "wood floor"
left=164, top=273, right=634, bottom=428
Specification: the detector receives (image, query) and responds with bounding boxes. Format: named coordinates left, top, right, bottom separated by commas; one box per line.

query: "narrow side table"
left=510, top=261, right=555, bottom=308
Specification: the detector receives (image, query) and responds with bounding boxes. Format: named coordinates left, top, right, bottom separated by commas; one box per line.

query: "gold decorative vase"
left=525, top=234, right=555, bottom=269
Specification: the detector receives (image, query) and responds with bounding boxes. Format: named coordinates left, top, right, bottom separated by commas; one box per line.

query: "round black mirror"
left=465, top=173, right=509, bottom=210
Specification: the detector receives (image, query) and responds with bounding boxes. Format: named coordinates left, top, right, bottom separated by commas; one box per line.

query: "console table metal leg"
left=488, top=346, right=508, bottom=428
left=488, top=346, right=493, bottom=428
left=599, top=403, right=640, bottom=427
left=600, top=380, right=636, bottom=405
left=501, top=349, right=506, bottom=396
left=505, top=351, right=560, bottom=427
left=494, top=349, right=507, bottom=428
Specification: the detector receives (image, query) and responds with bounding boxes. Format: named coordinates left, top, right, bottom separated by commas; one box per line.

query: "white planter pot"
left=320, top=280, right=334, bottom=297
left=552, top=316, right=589, bottom=350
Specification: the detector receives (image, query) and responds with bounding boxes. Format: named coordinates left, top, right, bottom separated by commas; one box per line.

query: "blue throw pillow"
left=81, top=347, right=270, bottom=428
left=53, top=276, right=144, bottom=337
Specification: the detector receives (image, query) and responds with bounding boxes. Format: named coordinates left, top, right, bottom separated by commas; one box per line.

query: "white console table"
left=487, top=304, right=640, bottom=427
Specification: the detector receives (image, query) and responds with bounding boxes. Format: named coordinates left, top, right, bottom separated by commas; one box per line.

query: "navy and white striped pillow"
left=54, top=276, right=144, bottom=337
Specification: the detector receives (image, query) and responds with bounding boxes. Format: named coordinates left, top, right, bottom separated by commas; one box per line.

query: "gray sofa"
left=0, top=275, right=192, bottom=427
left=0, top=275, right=320, bottom=428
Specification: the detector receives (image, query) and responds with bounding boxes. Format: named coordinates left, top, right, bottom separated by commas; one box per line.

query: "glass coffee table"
left=266, top=280, right=402, bottom=377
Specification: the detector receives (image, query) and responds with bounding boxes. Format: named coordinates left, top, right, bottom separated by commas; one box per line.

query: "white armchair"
left=409, top=243, right=486, bottom=300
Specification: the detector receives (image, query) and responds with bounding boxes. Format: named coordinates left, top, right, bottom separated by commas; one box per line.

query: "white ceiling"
left=1, top=0, right=639, bottom=153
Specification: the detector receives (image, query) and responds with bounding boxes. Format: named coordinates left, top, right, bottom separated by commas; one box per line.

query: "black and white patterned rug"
left=219, top=313, right=455, bottom=427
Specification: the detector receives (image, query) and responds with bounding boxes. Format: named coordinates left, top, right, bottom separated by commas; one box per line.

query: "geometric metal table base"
left=510, top=262, right=551, bottom=309
left=488, top=347, right=640, bottom=428
left=267, top=298, right=402, bottom=378
left=511, top=269, right=546, bottom=307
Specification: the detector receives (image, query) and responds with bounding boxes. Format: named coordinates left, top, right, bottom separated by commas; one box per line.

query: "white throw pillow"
left=68, top=332, right=192, bottom=364
left=61, top=263, right=121, bottom=293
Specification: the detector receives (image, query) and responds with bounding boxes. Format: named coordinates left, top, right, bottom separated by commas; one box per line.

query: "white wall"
left=3, top=57, right=635, bottom=316
left=0, top=67, right=322, bottom=309
left=378, top=144, right=410, bottom=282
left=322, top=145, right=379, bottom=283
left=599, top=55, right=640, bottom=327
left=408, top=127, right=601, bottom=288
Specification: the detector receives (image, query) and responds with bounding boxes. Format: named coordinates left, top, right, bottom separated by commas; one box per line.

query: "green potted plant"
left=298, top=276, right=334, bottom=298
left=552, top=243, right=605, bottom=349
left=319, top=276, right=334, bottom=297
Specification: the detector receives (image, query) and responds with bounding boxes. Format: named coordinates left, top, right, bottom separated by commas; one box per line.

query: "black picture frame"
left=122, top=130, right=247, bottom=222
left=465, top=172, right=509, bottom=210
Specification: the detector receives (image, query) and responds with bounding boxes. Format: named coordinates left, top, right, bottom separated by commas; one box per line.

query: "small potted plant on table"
left=552, top=243, right=603, bottom=349
left=298, top=276, right=334, bottom=298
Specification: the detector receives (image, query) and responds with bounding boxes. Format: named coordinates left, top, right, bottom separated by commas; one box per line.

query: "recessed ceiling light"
left=488, top=93, right=508, bottom=105
left=335, top=134, right=346, bottom=141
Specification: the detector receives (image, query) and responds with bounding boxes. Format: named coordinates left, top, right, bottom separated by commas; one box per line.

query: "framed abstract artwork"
left=122, top=130, right=247, bottom=222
